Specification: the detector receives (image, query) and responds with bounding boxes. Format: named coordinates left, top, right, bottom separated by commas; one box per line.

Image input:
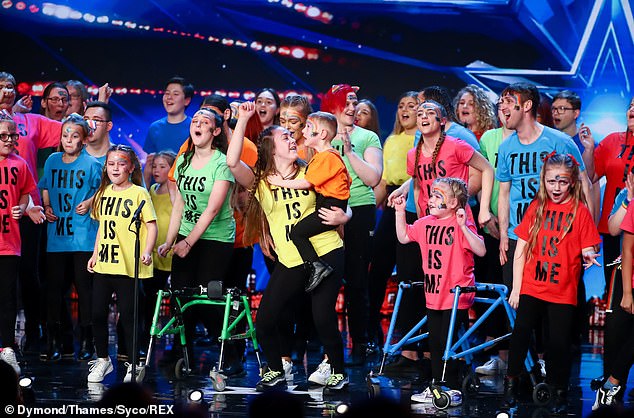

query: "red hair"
left=321, top=84, right=359, bottom=114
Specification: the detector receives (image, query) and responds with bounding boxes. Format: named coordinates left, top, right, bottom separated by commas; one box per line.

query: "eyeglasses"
left=0, top=133, right=19, bottom=142
left=83, top=117, right=110, bottom=124
left=46, top=97, right=69, bottom=105
left=551, top=106, right=575, bottom=114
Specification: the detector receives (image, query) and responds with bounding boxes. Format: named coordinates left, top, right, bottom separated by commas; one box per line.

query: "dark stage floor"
left=11, top=319, right=631, bottom=417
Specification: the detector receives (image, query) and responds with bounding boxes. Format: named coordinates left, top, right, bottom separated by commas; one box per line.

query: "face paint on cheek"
left=433, top=187, right=450, bottom=209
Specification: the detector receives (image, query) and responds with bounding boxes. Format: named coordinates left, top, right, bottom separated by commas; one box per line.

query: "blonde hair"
left=432, top=177, right=468, bottom=209
left=307, top=111, right=337, bottom=141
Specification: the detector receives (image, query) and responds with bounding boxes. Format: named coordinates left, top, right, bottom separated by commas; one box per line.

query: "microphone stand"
left=131, top=210, right=142, bottom=382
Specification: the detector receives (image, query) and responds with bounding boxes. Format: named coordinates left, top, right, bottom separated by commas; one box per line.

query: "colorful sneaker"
left=87, top=357, right=113, bottom=383
left=538, top=359, right=547, bottom=377
left=255, top=368, right=287, bottom=392
left=282, top=359, right=294, bottom=382
left=411, top=387, right=433, bottom=403
left=475, top=357, right=507, bottom=375
left=593, top=385, right=622, bottom=410
left=123, top=362, right=146, bottom=383
left=308, top=360, right=331, bottom=386
left=323, top=373, right=349, bottom=394
left=0, top=347, right=21, bottom=375
left=447, top=389, right=463, bottom=406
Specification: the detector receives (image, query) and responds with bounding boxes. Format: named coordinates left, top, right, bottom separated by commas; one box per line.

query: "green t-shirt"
left=479, top=127, right=510, bottom=217
left=174, top=150, right=235, bottom=243
left=331, top=126, right=382, bottom=207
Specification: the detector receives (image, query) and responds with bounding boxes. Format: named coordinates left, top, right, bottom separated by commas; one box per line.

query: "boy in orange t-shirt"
left=268, top=111, right=351, bottom=292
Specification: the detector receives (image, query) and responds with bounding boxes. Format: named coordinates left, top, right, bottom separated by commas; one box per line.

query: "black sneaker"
left=305, top=260, right=334, bottom=292
left=323, top=372, right=349, bottom=394
left=593, top=384, right=622, bottom=410
left=255, top=368, right=287, bottom=392
left=382, top=355, right=420, bottom=376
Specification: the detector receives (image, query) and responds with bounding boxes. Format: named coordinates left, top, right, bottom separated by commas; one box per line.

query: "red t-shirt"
left=0, top=154, right=38, bottom=256
left=515, top=199, right=600, bottom=305
left=12, top=112, right=62, bottom=205
left=594, top=131, right=634, bottom=234
left=406, top=135, right=474, bottom=216
left=406, top=214, right=477, bottom=310
left=305, top=149, right=351, bottom=200
left=618, top=204, right=634, bottom=287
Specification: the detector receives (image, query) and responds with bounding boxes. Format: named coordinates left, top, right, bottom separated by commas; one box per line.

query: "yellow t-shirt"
left=93, top=184, right=157, bottom=278
left=256, top=167, right=343, bottom=268
left=150, top=183, right=173, bottom=272
left=382, top=132, right=415, bottom=186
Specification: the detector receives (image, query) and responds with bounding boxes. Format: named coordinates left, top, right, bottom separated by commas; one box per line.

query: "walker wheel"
left=432, top=389, right=451, bottom=410
left=174, top=358, right=187, bottom=380
left=366, top=376, right=381, bottom=398
left=462, top=373, right=480, bottom=395
left=211, top=373, right=226, bottom=392
left=532, top=382, right=551, bottom=405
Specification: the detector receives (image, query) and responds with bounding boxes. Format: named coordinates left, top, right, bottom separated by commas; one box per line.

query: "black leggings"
left=507, top=295, right=575, bottom=390
left=256, top=248, right=345, bottom=374
left=0, top=256, right=18, bottom=348
left=47, top=252, right=93, bottom=327
left=427, top=308, right=468, bottom=389
left=170, top=236, right=233, bottom=360
left=343, top=204, right=375, bottom=346
left=290, top=194, right=347, bottom=263
left=92, top=273, right=136, bottom=358
left=19, top=219, right=43, bottom=341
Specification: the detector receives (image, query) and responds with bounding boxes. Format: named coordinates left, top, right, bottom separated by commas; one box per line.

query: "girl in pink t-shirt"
left=394, top=177, right=485, bottom=403
left=502, top=153, right=600, bottom=415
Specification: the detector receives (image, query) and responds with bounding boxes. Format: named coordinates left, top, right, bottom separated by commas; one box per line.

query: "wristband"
left=623, top=201, right=629, bottom=210
left=183, top=239, right=191, bottom=248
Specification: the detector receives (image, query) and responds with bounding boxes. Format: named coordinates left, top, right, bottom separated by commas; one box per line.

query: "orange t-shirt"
left=168, top=136, right=258, bottom=181
left=305, top=149, right=351, bottom=200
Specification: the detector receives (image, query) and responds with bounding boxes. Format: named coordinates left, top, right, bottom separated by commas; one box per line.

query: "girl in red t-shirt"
left=501, top=153, right=601, bottom=415
left=394, top=177, right=485, bottom=404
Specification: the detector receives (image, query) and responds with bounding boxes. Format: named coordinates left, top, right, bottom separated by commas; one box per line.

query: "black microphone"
left=132, top=200, right=146, bottom=221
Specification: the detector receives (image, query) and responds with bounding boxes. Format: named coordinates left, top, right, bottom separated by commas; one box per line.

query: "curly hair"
left=454, top=85, right=497, bottom=135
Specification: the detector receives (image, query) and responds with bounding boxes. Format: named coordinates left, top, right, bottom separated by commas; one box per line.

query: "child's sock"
left=603, top=379, right=617, bottom=390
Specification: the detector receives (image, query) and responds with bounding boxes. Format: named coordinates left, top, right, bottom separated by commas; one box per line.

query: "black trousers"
left=0, top=256, right=19, bottom=348
left=290, top=194, right=347, bottom=263
left=19, top=218, right=43, bottom=342
left=507, top=295, right=575, bottom=390
left=46, top=252, right=93, bottom=328
left=343, top=204, right=375, bottom=346
left=427, top=308, right=468, bottom=389
left=92, top=273, right=136, bottom=358
left=170, top=236, right=233, bottom=361
left=367, top=189, right=399, bottom=343
left=256, top=248, right=345, bottom=374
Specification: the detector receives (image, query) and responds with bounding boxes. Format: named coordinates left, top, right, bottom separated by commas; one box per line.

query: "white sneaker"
left=308, top=360, right=331, bottom=386
left=0, top=347, right=21, bottom=375
left=282, top=359, right=294, bottom=382
left=411, top=387, right=462, bottom=406
left=87, top=357, right=113, bottom=383
left=475, top=356, right=507, bottom=375
left=538, top=359, right=546, bottom=377
left=123, top=362, right=146, bottom=383
left=411, top=387, right=433, bottom=403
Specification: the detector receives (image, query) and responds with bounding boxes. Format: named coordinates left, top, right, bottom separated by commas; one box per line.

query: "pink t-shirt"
left=12, top=112, right=62, bottom=204
left=406, top=135, right=474, bottom=216
left=0, top=154, right=38, bottom=256
left=406, top=214, right=478, bottom=310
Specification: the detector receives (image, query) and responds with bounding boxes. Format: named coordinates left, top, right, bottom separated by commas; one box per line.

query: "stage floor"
left=13, top=323, right=629, bottom=417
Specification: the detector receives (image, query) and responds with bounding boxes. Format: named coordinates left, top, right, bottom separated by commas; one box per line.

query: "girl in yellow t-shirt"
left=86, top=145, right=158, bottom=384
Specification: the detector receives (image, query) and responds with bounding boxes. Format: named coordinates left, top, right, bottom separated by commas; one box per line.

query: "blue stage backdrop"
left=1, top=0, right=632, bottom=295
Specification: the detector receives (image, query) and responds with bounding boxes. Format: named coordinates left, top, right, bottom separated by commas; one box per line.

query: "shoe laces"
left=88, top=358, right=110, bottom=372
left=326, top=373, right=345, bottom=386
left=316, top=361, right=331, bottom=375
left=605, top=386, right=621, bottom=403
left=1, top=348, right=17, bottom=364
left=261, top=369, right=282, bottom=382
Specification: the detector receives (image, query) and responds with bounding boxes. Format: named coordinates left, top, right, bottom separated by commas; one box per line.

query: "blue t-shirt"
left=143, top=116, right=192, bottom=154
left=406, top=123, right=480, bottom=213
left=496, top=126, right=585, bottom=240
left=38, top=152, right=102, bottom=252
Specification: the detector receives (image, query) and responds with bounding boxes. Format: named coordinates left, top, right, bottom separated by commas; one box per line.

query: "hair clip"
left=567, top=153, right=580, bottom=167
left=542, top=150, right=557, bottom=162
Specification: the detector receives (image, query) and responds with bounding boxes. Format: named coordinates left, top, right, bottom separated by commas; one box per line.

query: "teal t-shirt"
left=174, top=150, right=235, bottom=243
left=331, top=126, right=382, bottom=207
